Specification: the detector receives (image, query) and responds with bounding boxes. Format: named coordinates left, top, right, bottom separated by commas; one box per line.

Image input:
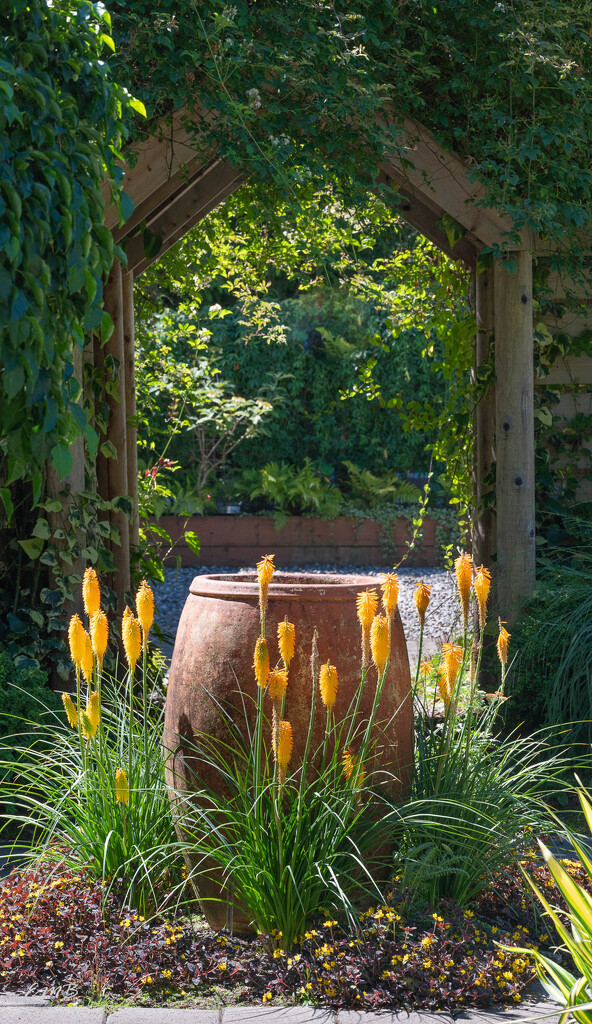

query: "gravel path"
left=153, top=564, right=460, bottom=660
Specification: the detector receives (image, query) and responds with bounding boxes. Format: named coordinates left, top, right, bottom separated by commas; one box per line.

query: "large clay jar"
left=164, top=572, right=413, bottom=933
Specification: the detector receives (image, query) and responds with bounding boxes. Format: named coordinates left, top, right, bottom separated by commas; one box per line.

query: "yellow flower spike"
left=380, top=574, right=399, bottom=621
left=257, top=554, right=275, bottom=612
left=267, top=668, right=287, bottom=702
left=62, top=693, right=78, bottom=729
left=86, top=692, right=100, bottom=734
left=342, top=748, right=365, bottom=790
left=454, top=552, right=473, bottom=627
left=90, top=609, right=108, bottom=667
left=122, top=607, right=142, bottom=674
left=474, top=566, right=492, bottom=632
left=370, top=615, right=390, bottom=675
left=80, top=630, right=93, bottom=684
left=82, top=567, right=101, bottom=620
left=277, top=619, right=295, bottom=668
left=275, top=720, right=293, bottom=781
left=68, top=614, right=85, bottom=672
left=114, top=768, right=130, bottom=805
left=440, top=643, right=463, bottom=710
left=319, top=661, right=338, bottom=712
left=253, top=636, right=270, bottom=688
left=136, top=580, right=154, bottom=646
left=437, top=664, right=451, bottom=710
left=497, top=620, right=511, bottom=666
left=356, top=589, right=378, bottom=632
left=80, top=710, right=96, bottom=741
left=413, top=581, right=431, bottom=628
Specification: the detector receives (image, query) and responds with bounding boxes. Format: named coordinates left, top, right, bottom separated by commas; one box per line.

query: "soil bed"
left=0, top=855, right=575, bottom=1011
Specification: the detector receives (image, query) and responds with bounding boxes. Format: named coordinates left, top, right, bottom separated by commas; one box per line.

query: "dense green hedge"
left=135, top=286, right=443, bottom=496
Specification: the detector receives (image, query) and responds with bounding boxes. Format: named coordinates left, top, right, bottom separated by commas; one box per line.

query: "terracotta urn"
left=164, top=572, right=413, bottom=932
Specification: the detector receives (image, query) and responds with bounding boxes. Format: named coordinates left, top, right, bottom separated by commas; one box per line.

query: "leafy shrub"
left=0, top=648, right=58, bottom=741
left=238, top=458, right=343, bottom=519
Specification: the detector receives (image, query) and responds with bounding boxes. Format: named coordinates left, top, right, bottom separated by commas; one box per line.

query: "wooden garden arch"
left=83, top=111, right=582, bottom=624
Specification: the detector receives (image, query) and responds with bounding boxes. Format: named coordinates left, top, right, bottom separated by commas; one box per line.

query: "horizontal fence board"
left=542, top=355, right=592, bottom=386
left=553, top=393, right=592, bottom=419
left=540, top=312, right=592, bottom=337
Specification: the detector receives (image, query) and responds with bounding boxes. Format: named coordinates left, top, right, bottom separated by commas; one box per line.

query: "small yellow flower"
left=370, top=614, right=390, bottom=674
left=267, top=668, right=287, bottom=702
left=61, top=693, right=78, bottom=729
left=257, top=554, right=275, bottom=611
left=277, top=619, right=295, bottom=667
left=136, top=580, right=154, bottom=645
left=68, top=614, right=85, bottom=672
left=380, top=573, right=399, bottom=620
left=497, top=620, right=511, bottom=666
left=114, top=768, right=129, bottom=805
left=474, top=566, right=492, bottom=631
left=82, top=567, right=101, bottom=619
left=253, top=636, right=269, bottom=688
left=275, top=720, right=293, bottom=775
left=454, top=551, right=473, bottom=625
left=319, top=661, right=338, bottom=711
left=356, top=589, right=378, bottom=631
left=90, top=609, right=108, bottom=667
left=414, top=581, right=431, bottom=627
left=122, top=607, right=141, bottom=673
left=80, top=629, right=93, bottom=684
left=86, top=692, right=100, bottom=734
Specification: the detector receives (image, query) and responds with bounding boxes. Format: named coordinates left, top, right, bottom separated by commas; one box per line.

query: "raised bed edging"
left=152, top=515, right=442, bottom=568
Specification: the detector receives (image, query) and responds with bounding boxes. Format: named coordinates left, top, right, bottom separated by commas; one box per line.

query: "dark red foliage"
left=0, top=856, right=576, bottom=1008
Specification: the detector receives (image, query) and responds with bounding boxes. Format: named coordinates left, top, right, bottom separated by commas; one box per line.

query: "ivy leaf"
left=184, top=530, right=201, bottom=556
left=18, top=537, right=44, bottom=560
left=0, top=487, right=14, bottom=522
left=50, top=443, right=73, bottom=480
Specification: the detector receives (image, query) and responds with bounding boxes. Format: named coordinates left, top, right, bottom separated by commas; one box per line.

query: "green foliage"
left=239, top=460, right=343, bottom=521
left=0, top=1, right=141, bottom=486
left=342, top=462, right=421, bottom=510
left=508, top=530, right=592, bottom=749
left=0, top=648, right=59, bottom=741
left=515, top=785, right=592, bottom=1023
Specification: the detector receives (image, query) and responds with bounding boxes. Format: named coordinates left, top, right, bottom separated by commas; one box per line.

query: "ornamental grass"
left=0, top=575, right=182, bottom=914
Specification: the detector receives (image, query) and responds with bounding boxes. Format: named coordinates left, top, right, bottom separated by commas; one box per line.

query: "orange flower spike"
left=136, top=580, right=154, bottom=646
left=80, top=630, right=93, bottom=684
left=441, top=642, right=463, bottom=707
left=342, top=748, right=355, bottom=782
left=474, top=566, right=492, bottom=632
left=370, top=615, right=390, bottom=675
left=122, top=607, right=142, bottom=674
left=90, top=609, right=108, bottom=667
left=253, top=636, right=270, bottom=688
left=454, top=552, right=473, bottom=627
left=267, top=668, right=287, bottom=702
left=380, top=573, right=399, bottom=621
left=82, top=567, right=101, bottom=620
left=319, top=661, right=338, bottom=712
left=277, top=619, right=295, bottom=668
left=437, top=664, right=452, bottom=709
left=356, top=589, right=378, bottom=632
left=497, top=620, right=511, bottom=667
left=68, top=614, right=85, bottom=672
left=414, top=581, right=431, bottom=628
left=115, top=769, right=130, bottom=805
left=257, top=554, right=275, bottom=612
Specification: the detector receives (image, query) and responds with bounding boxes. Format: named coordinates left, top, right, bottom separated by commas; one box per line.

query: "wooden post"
left=473, top=266, right=496, bottom=570
left=122, top=271, right=139, bottom=548
left=100, top=260, right=131, bottom=614
left=494, top=252, right=536, bottom=623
